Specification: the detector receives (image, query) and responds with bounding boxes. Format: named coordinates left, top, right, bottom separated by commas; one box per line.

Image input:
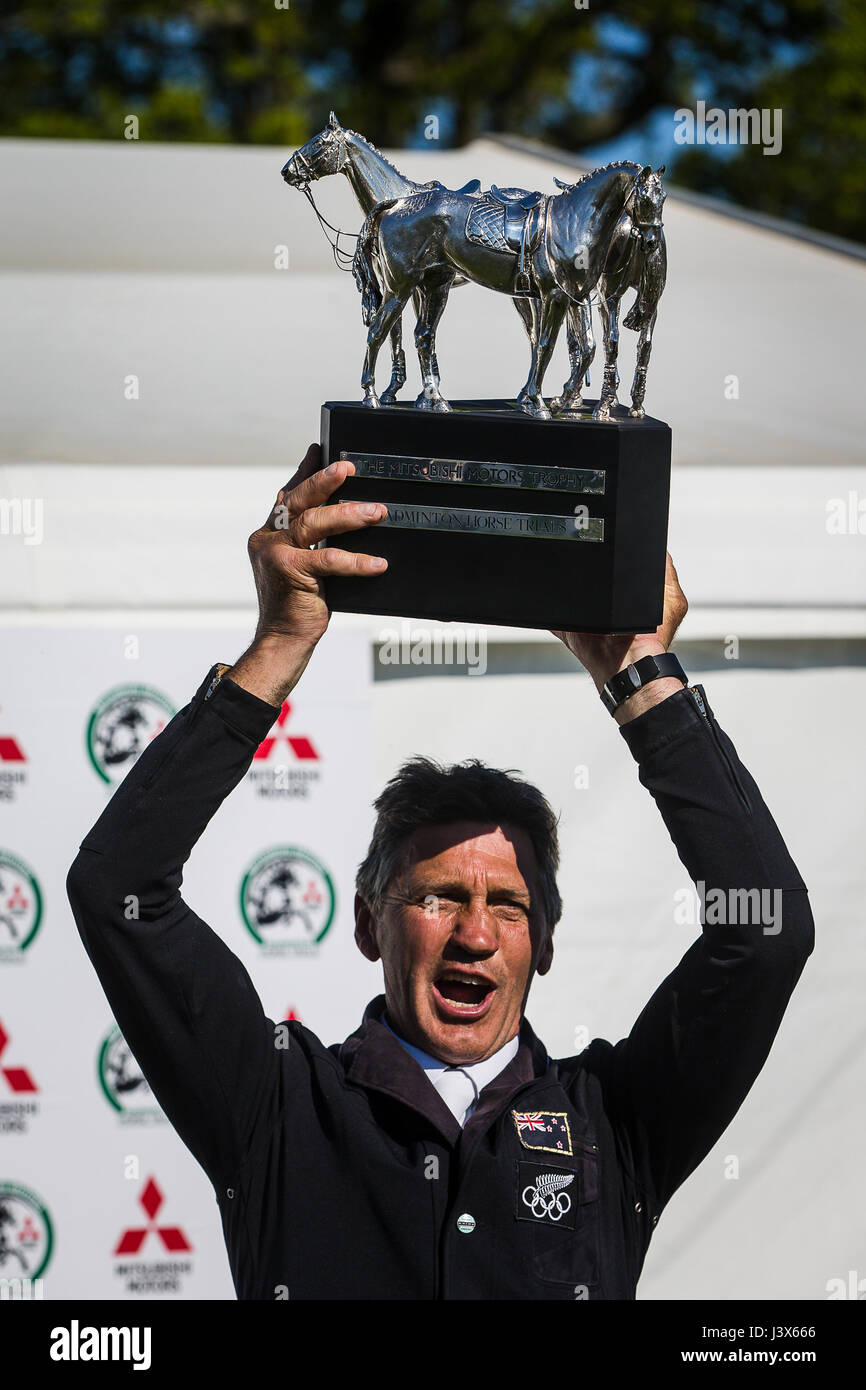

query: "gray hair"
left=356, top=756, right=562, bottom=929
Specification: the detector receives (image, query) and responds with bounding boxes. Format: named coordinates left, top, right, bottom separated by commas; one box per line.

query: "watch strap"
left=600, top=652, right=687, bottom=715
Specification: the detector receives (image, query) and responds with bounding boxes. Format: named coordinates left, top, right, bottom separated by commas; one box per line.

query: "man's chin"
left=417, top=1006, right=509, bottom=1066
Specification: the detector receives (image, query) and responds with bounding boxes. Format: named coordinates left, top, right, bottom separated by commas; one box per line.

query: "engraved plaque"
left=340, top=452, right=606, bottom=496
left=376, top=504, right=603, bottom=542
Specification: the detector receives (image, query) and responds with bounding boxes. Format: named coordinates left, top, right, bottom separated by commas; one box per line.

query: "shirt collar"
left=381, top=1012, right=520, bottom=1092
left=337, top=995, right=550, bottom=1144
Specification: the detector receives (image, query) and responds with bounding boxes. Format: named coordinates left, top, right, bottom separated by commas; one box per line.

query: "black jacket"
left=66, top=664, right=814, bottom=1300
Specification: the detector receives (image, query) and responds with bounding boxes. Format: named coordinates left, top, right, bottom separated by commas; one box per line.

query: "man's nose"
left=450, top=902, right=499, bottom=953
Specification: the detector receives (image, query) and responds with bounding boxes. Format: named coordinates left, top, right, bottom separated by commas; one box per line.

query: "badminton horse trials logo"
left=0, top=851, right=42, bottom=959
left=86, top=685, right=175, bottom=784
left=97, top=1025, right=163, bottom=1122
left=0, top=1184, right=53, bottom=1281
left=240, top=847, right=335, bottom=953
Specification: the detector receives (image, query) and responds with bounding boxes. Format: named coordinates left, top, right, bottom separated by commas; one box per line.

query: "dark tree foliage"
left=0, top=0, right=862, bottom=241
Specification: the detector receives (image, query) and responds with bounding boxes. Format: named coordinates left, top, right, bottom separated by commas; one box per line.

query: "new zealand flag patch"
left=512, top=1110, right=573, bottom=1156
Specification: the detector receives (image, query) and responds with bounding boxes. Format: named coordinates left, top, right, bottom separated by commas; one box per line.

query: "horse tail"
left=622, top=297, right=645, bottom=332
left=353, top=199, right=396, bottom=326
left=623, top=234, right=666, bottom=331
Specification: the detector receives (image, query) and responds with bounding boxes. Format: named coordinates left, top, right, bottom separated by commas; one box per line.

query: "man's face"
left=355, top=820, right=554, bottom=1065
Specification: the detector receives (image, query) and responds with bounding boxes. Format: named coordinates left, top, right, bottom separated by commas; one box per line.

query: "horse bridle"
left=293, top=131, right=359, bottom=272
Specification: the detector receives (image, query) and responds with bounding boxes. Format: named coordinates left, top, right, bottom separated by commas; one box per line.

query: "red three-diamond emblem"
left=0, top=1019, right=37, bottom=1093
left=0, top=735, right=25, bottom=762
left=253, top=701, right=319, bottom=761
left=114, top=1177, right=192, bottom=1255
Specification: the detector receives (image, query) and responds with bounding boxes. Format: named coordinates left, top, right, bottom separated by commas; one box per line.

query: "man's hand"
left=551, top=552, right=689, bottom=725
left=226, top=445, right=388, bottom=706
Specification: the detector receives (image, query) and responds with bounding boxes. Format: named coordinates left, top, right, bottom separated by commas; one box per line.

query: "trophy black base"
left=320, top=400, right=671, bottom=634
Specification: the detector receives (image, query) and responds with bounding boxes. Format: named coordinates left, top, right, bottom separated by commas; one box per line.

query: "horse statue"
left=282, top=115, right=666, bottom=420
left=353, top=161, right=664, bottom=417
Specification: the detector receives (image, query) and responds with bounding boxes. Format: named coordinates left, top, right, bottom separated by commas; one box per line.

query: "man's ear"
left=536, top=927, right=554, bottom=977
left=354, top=891, right=380, bottom=963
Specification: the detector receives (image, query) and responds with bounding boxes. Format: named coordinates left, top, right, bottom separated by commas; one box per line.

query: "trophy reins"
left=299, top=181, right=359, bottom=272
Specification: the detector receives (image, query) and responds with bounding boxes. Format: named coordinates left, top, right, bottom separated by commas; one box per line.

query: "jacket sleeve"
left=66, top=665, right=288, bottom=1192
left=586, top=682, right=814, bottom=1216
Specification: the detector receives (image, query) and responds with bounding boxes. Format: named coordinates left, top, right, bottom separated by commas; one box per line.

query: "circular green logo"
left=0, top=1182, right=53, bottom=1280
left=0, top=850, right=42, bottom=959
left=86, top=684, right=175, bottom=784
left=97, top=1025, right=160, bottom=1118
left=240, top=847, right=335, bottom=950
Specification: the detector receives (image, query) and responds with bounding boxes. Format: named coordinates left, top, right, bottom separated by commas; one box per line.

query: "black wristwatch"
left=600, top=652, right=687, bottom=716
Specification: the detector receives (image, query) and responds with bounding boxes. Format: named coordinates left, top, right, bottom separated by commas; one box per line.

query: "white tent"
left=2, top=134, right=864, bottom=1301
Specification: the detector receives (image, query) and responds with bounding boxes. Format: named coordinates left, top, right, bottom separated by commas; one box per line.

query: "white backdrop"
left=0, top=626, right=373, bottom=1300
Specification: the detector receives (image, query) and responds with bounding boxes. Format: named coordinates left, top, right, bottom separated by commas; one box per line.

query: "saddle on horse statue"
left=465, top=184, right=546, bottom=295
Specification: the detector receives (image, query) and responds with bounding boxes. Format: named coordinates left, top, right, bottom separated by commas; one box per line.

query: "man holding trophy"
left=67, top=444, right=814, bottom=1300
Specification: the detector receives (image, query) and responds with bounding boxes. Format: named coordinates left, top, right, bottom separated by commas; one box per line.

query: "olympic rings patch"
left=516, top=1161, right=578, bottom=1229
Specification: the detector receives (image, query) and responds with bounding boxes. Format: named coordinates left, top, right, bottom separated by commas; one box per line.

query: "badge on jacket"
left=516, top=1161, right=578, bottom=1229
left=512, top=1109, right=573, bottom=1156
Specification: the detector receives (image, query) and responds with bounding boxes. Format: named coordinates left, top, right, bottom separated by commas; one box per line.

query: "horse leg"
left=593, top=292, right=621, bottom=422
left=629, top=309, right=656, bottom=418
left=517, top=292, right=567, bottom=419
left=551, top=299, right=595, bottom=413
left=414, top=275, right=454, bottom=412
left=512, top=296, right=536, bottom=342
left=379, top=319, right=407, bottom=406
left=512, top=298, right=541, bottom=394
left=381, top=288, right=420, bottom=405
left=361, top=291, right=409, bottom=408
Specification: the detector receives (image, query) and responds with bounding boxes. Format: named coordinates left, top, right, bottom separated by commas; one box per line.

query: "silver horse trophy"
left=281, top=112, right=666, bottom=420
left=278, top=115, right=672, bottom=635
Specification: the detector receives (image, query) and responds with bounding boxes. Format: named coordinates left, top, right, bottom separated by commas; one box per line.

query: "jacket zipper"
left=690, top=685, right=751, bottom=813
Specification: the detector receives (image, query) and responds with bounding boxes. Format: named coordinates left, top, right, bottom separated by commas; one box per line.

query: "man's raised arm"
left=66, top=446, right=389, bottom=1191
left=552, top=558, right=814, bottom=1219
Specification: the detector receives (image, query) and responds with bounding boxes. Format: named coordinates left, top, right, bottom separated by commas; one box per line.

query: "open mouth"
left=433, top=971, right=496, bottom=1021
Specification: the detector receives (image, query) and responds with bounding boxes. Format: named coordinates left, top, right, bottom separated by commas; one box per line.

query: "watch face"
left=627, top=662, right=644, bottom=686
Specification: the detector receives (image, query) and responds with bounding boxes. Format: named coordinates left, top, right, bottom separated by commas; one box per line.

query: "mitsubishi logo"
left=114, top=1178, right=192, bottom=1256
left=254, top=700, right=319, bottom=761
